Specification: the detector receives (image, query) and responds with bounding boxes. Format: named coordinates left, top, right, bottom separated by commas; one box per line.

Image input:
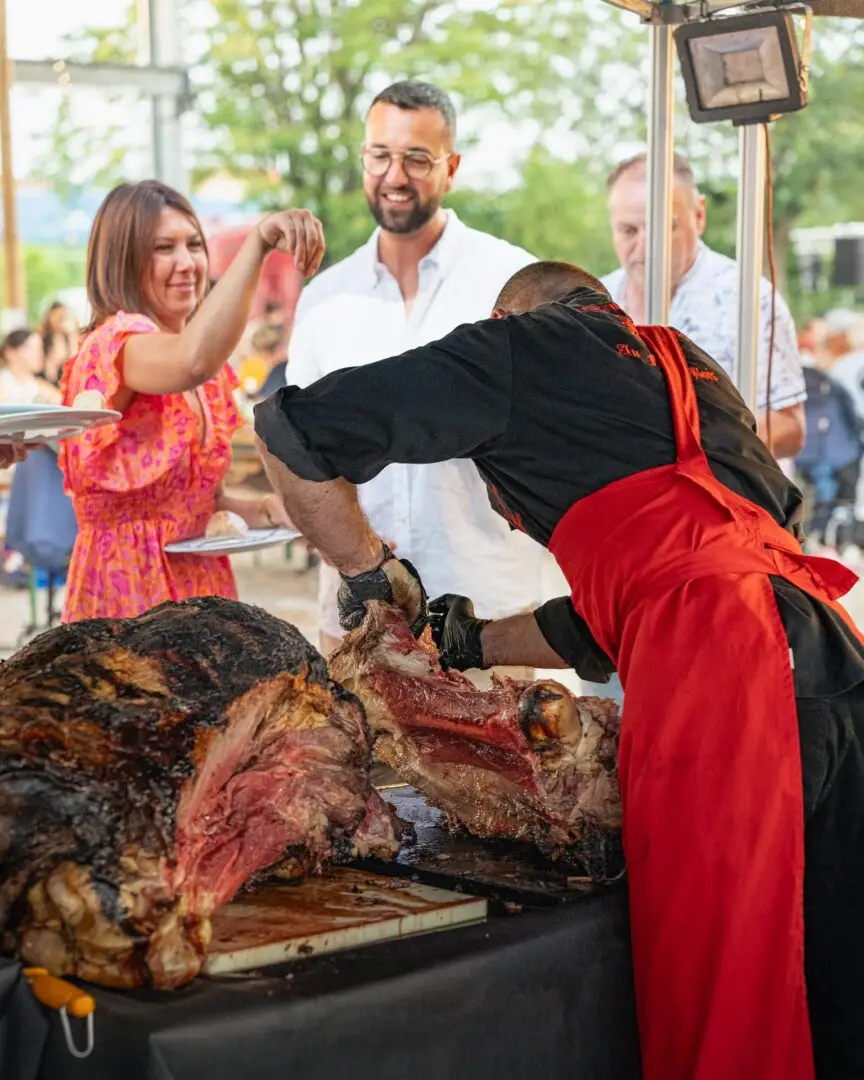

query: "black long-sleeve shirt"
left=255, top=289, right=864, bottom=696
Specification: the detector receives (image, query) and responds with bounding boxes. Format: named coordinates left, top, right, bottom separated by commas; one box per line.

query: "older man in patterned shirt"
left=602, top=151, right=806, bottom=459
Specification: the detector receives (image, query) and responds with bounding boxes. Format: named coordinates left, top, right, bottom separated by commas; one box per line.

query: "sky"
left=9, top=0, right=145, bottom=176
left=9, top=0, right=121, bottom=57
left=5, top=0, right=585, bottom=193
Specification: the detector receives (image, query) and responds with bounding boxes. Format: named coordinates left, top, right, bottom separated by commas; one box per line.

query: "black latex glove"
left=337, top=546, right=428, bottom=636
left=427, top=593, right=490, bottom=672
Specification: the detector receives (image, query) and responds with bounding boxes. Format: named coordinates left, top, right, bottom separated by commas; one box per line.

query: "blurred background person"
left=824, top=308, right=864, bottom=420
left=0, top=328, right=60, bottom=588
left=250, top=323, right=288, bottom=400
left=237, top=322, right=287, bottom=399
left=41, top=301, right=80, bottom=386
left=795, top=342, right=864, bottom=557
left=602, top=151, right=806, bottom=459
left=0, top=328, right=63, bottom=406
left=797, top=316, right=828, bottom=369
left=59, top=179, right=322, bottom=622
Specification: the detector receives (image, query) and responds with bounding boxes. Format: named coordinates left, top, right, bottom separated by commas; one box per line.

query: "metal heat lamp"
left=674, top=6, right=811, bottom=415
left=675, top=9, right=808, bottom=126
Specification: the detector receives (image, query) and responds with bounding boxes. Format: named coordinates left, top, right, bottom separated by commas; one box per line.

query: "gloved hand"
left=427, top=594, right=490, bottom=672
left=337, top=545, right=428, bottom=636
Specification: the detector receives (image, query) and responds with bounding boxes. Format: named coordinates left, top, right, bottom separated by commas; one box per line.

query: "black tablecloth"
left=14, top=886, right=640, bottom=1080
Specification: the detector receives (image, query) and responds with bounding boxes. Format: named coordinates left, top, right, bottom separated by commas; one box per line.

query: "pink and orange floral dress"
left=59, top=311, right=242, bottom=622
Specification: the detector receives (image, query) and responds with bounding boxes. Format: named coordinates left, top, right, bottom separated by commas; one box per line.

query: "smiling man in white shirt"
left=287, top=80, right=546, bottom=660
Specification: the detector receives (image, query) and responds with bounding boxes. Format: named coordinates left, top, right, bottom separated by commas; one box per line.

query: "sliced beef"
left=0, top=596, right=400, bottom=989
left=329, top=603, right=621, bottom=865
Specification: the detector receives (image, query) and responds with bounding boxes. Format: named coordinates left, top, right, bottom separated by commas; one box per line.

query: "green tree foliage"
left=195, top=0, right=640, bottom=263
left=20, top=2, right=864, bottom=321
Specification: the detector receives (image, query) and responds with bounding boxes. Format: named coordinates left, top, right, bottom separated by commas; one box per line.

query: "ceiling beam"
left=601, top=0, right=655, bottom=19
left=10, top=58, right=189, bottom=99
left=601, top=0, right=864, bottom=17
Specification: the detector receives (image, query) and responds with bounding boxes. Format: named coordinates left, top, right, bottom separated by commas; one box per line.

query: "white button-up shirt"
left=288, top=211, right=552, bottom=637
left=602, top=241, right=806, bottom=413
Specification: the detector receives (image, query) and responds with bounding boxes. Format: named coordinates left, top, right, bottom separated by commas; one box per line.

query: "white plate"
left=0, top=403, right=70, bottom=415
left=0, top=407, right=122, bottom=443
left=164, top=527, right=300, bottom=556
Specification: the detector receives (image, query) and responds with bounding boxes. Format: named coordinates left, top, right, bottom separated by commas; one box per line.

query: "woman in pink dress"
left=59, top=180, right=324, bottom=621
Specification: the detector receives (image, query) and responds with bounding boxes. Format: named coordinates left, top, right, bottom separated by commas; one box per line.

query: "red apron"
left=548, top=325, right=861, bottom=1080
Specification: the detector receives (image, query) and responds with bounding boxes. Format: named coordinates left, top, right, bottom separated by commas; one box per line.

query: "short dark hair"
left=86, top=180, right=208, bottom=330
left=495, top=261, right=610, bottom=316
left=606, top=151, right=696, bottom=192
left=370, top=80, right=457, bottom=138
left=1, top=328, right=36, bottom=357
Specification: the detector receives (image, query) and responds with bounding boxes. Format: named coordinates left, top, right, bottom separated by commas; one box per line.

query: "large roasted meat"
left=0, top=596, right=400, bottom=989
left=329, top=603, right=622, bottom=864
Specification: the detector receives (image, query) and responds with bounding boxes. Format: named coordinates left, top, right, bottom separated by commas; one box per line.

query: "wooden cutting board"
left=202, top=867, right=487, bottom=976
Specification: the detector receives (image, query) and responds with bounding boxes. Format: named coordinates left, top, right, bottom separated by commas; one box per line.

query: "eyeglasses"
left=361, top=148, right=449, bottom=180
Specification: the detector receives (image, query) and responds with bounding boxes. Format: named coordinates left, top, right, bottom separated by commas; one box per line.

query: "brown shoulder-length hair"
left=86, top=180, right=209, bottom=330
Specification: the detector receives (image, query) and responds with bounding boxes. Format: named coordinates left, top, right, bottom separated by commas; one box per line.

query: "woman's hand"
left=0, top=440, right=28, bottom=469
left=256, top=210, right=325, bottom=278
left=257, top=492, right=294, bottom=530
left=214, top=490, right=294, bottom=531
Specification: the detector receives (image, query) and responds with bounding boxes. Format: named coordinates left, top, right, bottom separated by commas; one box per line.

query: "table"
left=227, top=424, right=264, bottom=488
left=8, top=885, right=641, bottom=1080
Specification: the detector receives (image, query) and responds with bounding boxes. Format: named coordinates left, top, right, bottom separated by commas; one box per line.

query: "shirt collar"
left=362, top=209, right=463, bottom=287
left=673, top=239, right=709, bottom=295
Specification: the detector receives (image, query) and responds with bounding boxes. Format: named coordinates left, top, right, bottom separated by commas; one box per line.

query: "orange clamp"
left=23, top=968, right=96, bottom=1059
left=23, top=968, right=95, bottom=1018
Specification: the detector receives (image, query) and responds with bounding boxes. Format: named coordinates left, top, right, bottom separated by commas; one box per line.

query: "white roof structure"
left=604, top=1, right=863, bottom=20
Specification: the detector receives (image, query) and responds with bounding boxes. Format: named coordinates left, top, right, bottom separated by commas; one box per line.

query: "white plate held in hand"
left=164, top=527, right=300, bottom=556
left=0, top=407, right=121, bottom=443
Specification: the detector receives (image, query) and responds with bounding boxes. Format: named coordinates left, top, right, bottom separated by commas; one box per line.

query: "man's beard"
left=368, top=189, right=439, bottom=235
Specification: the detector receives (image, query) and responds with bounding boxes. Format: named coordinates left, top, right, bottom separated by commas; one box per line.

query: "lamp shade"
left=676, top=11, right=806, bottom=125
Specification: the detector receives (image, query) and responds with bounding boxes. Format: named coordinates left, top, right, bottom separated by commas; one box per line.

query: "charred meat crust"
left=0, top=596, right=401, bottom=989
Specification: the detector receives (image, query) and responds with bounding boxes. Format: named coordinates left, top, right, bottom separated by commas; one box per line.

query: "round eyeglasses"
left=361, top=148, right=449, bottom=180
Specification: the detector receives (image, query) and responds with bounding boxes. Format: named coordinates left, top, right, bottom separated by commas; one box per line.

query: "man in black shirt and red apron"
left=254, top=260, right=864, bottom=1080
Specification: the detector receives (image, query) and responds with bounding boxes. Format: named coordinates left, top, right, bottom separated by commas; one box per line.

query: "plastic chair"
left=6, top=446, right=76, bottom=644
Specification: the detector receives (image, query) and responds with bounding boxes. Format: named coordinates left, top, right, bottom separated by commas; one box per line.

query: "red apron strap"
left=636, top=325, right=704, bottom=465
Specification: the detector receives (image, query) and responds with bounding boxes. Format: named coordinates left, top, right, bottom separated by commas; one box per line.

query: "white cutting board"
left=203, top=867, right=487, bottom=975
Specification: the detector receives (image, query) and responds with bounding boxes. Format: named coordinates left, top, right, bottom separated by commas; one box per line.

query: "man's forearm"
left=758, top=403, right=806, bottom=458
left=256, top=440, right=383, bottom=576
left=480, top=612, right=570, bottom=669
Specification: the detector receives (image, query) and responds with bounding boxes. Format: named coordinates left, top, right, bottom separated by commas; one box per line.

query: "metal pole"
left=735, top=124, right=766, bottom=416
left=0, top=0, right=24, bottom=314
left=644, top=20, right=675, bottom=324
left=149, top=0, right=186, bottom=192
left=136, top=0, right=162, bottom=184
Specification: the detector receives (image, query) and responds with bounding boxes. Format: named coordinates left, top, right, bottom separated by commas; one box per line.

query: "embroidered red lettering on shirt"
left=487, top=483, right=526, bottom=533
left=689, top=367, right=719, bottom=382
left=582, top=302, right=637, bottom=333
